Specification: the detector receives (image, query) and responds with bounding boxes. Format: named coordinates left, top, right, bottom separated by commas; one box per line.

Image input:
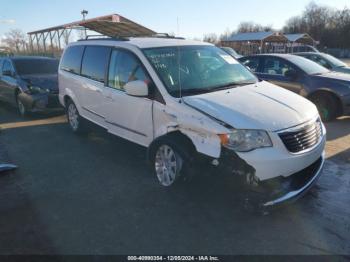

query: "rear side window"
left=60, top=46, right=85, bottom=74
left=262, top=57, right=294, bottom=76
left=81, top=46, right=111, bottom=83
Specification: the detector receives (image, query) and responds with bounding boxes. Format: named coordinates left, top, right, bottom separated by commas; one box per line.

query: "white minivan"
left=59, top=37, right=326, bottom=207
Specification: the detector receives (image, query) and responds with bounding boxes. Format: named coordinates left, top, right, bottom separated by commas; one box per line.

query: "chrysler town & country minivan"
left=58, top=37, right=326, bottom=208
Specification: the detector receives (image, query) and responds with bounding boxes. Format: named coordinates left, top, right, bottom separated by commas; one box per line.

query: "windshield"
left=14, top=59, right=59, bottom=75
left=221, top=47, right=239, bottom=57
left=322, top=54, right=347, bottom=68
left=288, top=55, right=330, bottom=75
left=143, top=46, right=257, bottom=97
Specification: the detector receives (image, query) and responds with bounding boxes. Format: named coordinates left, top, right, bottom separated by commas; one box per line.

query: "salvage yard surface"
left=0, top=103, right=349, bottom=255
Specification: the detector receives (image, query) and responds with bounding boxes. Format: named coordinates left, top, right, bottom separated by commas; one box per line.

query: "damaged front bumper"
left=18, top=92, right=62, bottom=113
left=204, top=146, right=325, bottom=208
left=260, top=153, right=324, bottom=207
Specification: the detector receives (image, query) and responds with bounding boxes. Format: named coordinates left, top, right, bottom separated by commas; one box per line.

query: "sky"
left=0, top=0, right=349, bottom=40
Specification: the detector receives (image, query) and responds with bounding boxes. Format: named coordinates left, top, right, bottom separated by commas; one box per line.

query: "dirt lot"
left=0, top=104, right=349, bottom=255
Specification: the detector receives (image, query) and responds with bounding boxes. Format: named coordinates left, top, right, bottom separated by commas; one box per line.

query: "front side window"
left=81, top=46, right=111, bottom=83
left=108, top=50, right=150, bottom=91
left=262, top=57, right=294, bottom=76
left=60, top=45, right=85, bottom=75
left=14, top=59, right=58, bottom=75
left=240, top=57, right=260, bottom=72
left=143, top=45, right=257, bottom=97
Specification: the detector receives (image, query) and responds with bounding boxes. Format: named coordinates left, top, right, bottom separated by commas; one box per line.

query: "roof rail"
left=151, top=33, right=185, bottom=40
left=78, top=35, right=129, bottom=42
left=78, top=33, right=186, bottom=42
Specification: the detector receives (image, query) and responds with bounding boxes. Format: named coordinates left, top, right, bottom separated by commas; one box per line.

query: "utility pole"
left=81, top=10, right=88, bottom=38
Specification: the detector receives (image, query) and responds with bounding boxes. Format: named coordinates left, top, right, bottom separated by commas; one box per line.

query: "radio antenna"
left=177, top=16, right=182, bottom=100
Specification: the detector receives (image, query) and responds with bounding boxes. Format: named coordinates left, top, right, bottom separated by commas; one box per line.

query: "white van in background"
left=58, top=37, right=326, bottom=208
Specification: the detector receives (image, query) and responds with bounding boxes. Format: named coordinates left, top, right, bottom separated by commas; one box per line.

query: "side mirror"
left=285, top=69, right=298, bottom=80
left=124, top=80, right=149, bottom=97
left=2, top=70, right=14, bottom=77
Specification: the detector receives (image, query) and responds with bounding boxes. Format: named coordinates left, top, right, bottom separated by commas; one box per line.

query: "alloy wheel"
left=17, top=99, right=26, bottom=116
left=155, top=145, right=182, bottom=187
left=68, top=103, right=79, bottom=131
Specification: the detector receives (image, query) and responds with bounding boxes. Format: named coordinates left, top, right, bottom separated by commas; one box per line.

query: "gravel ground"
left=0, top=104, right=349, bottom=255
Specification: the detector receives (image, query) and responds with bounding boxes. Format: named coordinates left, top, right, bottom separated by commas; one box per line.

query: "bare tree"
left=203, top=33, right=218, bottom=44
left=220, top=28, right=234, bottom=41
left=237, top=22, right=274, bottom=33
left=283, top=2, right=350, bottom=49
left=3, top=29, right=27, bottom=53
left=62, top=30, right=73, bottom=46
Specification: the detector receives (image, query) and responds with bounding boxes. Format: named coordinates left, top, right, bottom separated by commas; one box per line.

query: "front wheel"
left=151, top=141, right=189, bottom=187
left=16, top=94, right=27, bottom=117
left=310, top=93, right=338, bottom=122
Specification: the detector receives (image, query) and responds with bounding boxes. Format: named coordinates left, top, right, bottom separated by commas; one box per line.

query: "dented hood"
left=183, top=81, right=318, bottom=132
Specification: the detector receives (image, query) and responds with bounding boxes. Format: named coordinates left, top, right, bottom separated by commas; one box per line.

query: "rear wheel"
left=310, top=93, right=338, bottom=122
left=66, top=99, right=86, bottom=134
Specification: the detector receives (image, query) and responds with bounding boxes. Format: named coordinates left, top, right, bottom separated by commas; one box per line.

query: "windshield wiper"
left=211, top=81, right=256, bottom=91
left=170, top=81, right=256, bottom=97
left=180, top=88, right=213, bottom=95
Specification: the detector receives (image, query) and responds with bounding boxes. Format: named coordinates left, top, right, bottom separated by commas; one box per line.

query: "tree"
left=237, top=22, right=274, bottom=33
left=283, top=2, right=350, bottom=49
left=203, top=33, right=218, bottom=44
left=3, top=29, right=27, bottom=53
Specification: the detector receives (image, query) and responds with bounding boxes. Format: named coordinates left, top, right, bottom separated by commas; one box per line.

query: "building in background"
left=220, top=32, right=316, bottom=56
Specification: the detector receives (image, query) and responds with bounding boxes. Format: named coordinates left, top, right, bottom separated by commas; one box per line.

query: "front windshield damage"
left=143, top=46, right=257, bottom=97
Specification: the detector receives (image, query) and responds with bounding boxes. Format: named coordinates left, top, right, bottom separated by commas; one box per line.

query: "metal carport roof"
left=28, top=14, right=156, bottom=37
left=284, top=33, right=315, bottom=44
left=224, top=31, right=288, bottom=42
left=27, top=14, right=157, bottom=55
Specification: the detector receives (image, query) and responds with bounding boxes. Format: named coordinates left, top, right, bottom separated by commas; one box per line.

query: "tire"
left=16, top=93, right=27, bottom=117
left=66, top=99, right=86, bottom=134
left=150, top=138, right=192, bottom=187
left=310, top=93, right=338, bottom=122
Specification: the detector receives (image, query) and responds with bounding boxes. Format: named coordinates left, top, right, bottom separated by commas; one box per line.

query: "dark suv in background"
left=239, top=54, right=350, bottom=121
left=0, top=56, right=61, bottom=116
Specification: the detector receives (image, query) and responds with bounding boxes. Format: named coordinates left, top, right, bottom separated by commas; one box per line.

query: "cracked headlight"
left=219, top=130, right=272, bottom=152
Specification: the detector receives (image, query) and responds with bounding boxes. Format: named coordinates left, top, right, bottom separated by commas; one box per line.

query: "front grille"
left=279, top=119, right=322, bottom=153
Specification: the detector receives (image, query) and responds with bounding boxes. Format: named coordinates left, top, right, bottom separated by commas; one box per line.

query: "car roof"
left=70, top=37, right=212, bottom=49
left=10, top=56, right=58, bottom=61
left=294, top=52, right=322, bottom=55
left=244, top=53, right=298, bottom=59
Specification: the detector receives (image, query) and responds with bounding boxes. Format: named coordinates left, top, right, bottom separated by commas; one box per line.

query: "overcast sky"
left=0, top=0, right=349, bottom=40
